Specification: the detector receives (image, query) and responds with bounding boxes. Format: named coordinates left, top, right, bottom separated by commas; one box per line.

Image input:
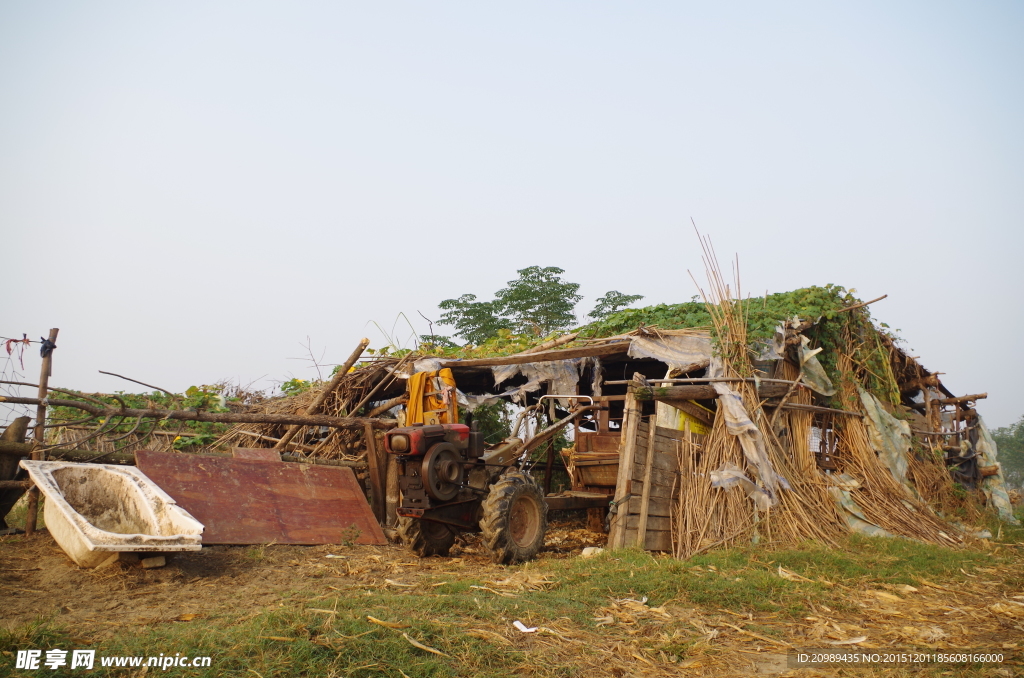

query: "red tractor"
left=384, top=402, right=597, bottom=564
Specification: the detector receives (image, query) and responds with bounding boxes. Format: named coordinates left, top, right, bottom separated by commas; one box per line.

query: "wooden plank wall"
left=610, top=420, right=681, bottom=551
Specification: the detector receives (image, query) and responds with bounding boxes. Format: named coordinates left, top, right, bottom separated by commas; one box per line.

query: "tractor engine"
left=384, top=423, right=484, bottom=517
left=383, top=422, right=548, bottom=564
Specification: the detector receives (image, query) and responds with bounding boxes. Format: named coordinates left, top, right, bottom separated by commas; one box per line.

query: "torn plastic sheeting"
left=413, top=358, right=446, bottom=374
left=627, top=334, right=712, bottom=371
left=771, top=320, right=836, bottom=396
left=707, top=358, right=788, bottom=507
left=461, top=392, right=506, bottom=411
left=827, top=474, right=896, bottom=538
left=798, top=335, right=837, bottom=396
left=587, top=356, right=603, bottom=398
left=492, top=359, right=582, bottom=406
left=857, top=387, right=917, bottom=498
left=710, top=463, right=772, bottom=512
left=975, top=417, right=1019, bottom=525
left=755, top=340, right=785, bottom=362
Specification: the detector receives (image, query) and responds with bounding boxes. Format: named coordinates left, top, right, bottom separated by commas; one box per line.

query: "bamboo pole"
left=25, top=328, right=58, bottom=536
left=274, top=338, right=370, bottom=450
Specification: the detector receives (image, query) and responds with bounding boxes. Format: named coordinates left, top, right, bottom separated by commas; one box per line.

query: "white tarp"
left=627, top=334, right=713, bottom=371
left=707, top=357, right=789, bottom=509
left=975, top=417, right=1020, bottom=525
left=772, top=319, right=836, bottom=396
left=858, top=387, right=917, bottom=497
left=492, top=359, right=583, bottom=405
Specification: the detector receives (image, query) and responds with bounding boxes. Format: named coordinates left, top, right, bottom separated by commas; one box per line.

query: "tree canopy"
left=588, top=290, right=645, bottom=319
left=992, top=415, right=1024, bottom=489
left=436, top=266, right=641, bottom=345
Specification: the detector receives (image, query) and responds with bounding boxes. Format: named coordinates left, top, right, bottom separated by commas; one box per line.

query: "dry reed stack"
left=213, top=356, right=406, bottom=462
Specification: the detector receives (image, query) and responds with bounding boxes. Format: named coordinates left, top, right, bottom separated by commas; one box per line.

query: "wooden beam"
left=0, top=396, right=397, bottom=429
left=517, top=332, right=579, bottom=355
left=634, top=382, right=790, bottom=401
left=0, top=441, right=35, bottom=457
left=608, top=375, right=643, bottom=549
left=659, top=400, right=714, bottom=428
left=0, top=446, right=366, bottom=468
left=275, top=338, right=369, bottom=450
left=26, top=327, right=58, bottom=536
left=933, top=393, right=987, bottom=406
left=0, top=416, right=32, bottom=527
left=364, top=423, right=385, bottom=523
left=772, top=402, right=863, bottom=417
left=634, top=420, right=658, bottom=549
left=438, top=341, right=628, bottom=369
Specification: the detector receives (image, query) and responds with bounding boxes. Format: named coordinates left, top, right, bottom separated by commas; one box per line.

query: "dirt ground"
left=0, top=521, right=607, bottom=638
left=3, top=521, right=1023, bottom=677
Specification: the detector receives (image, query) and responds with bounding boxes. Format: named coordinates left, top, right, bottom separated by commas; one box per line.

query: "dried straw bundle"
left=832, top=353, right=963, bottom=545
left=673, top=236, right=846, bottom=558
left=212, top=357, right=406, bottom=460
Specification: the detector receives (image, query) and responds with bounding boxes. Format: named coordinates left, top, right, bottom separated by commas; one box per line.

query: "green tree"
left=437, top=294, right=512, bottom=345
left=494, top=266, right=582, bottom=336
left=992, top=415, right=1024, bottom=489
left=588, top=290, right=644, bottom=319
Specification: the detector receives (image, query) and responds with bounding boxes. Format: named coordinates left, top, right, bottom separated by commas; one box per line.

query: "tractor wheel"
left=397, top=517, right=456, bottom=557
left=480, top=471, right=548, bottom=564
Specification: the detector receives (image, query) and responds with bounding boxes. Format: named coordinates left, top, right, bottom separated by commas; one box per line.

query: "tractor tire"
left=397, top=517, right=456, bottom=557
left=480, top=471, right=548, bottom=564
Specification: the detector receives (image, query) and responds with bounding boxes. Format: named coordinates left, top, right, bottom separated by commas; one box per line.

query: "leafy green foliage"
left=992, top=415, right=1024, bottom=489
left=47, top=386, right=231, bottom=451
left=466, top=401, right=512, bottom=444
left=438, top=294, right=512, bottom=345
left=438, top=266, right=589, bottom=344
left=494, top=266, right=582, bottom=336
left=280, top=378, right=315, bottom=397
left=587, top=290, right=644, bottom=319
left=581, top=285, right=858, bottom=341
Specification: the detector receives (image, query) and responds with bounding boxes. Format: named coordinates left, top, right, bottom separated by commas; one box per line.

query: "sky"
left=1, top=1, right=1022, bottom=427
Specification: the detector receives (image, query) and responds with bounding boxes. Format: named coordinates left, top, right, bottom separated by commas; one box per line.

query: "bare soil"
left=0, top=522, right=606, bottom=638
left=3, top=523, right=1023, bottom=677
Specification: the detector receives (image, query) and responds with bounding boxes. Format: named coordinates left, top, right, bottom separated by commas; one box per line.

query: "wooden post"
left=385, top=454, right=399, bottom=527
left=634, top=416, right=658, bottom=549
left=274, top=338, right=369, bottom=450
left=608, top=373, right=643, bottom=549
left=1, top=417, right=32, bottom=528
left=25, top=328, right=58, bottom=536
left=364, top=422, right=385, bottom=523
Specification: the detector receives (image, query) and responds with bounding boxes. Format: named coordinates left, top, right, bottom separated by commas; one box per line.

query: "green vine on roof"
left=416, top=284, right=904, bottom=406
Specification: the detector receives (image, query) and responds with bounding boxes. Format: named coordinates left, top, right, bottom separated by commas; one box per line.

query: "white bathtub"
left=20, top=460, right=204, bottom=568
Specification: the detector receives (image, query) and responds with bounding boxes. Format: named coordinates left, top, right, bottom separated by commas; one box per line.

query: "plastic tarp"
left=857, top=387, right=917, bottom=498
left=707, top=358, right=789, bottom=510
left=798, top=336, right=837, bottom=396
left=627, top=334, right=712, bottom=371
left=826, top=474, right=896, bottom=538
left=771, top=320, right=836, bottom=396
left=492, top=359, right=582, bottom=405
left=710, top=463, right=772, bottom=511
left=412, top=358, right=445, bottom=374
left=975, top=417, right=1020, bottom=525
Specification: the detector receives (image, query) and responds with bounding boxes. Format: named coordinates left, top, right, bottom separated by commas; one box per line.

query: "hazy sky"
left=1, top=2, right=1021, bottom=427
